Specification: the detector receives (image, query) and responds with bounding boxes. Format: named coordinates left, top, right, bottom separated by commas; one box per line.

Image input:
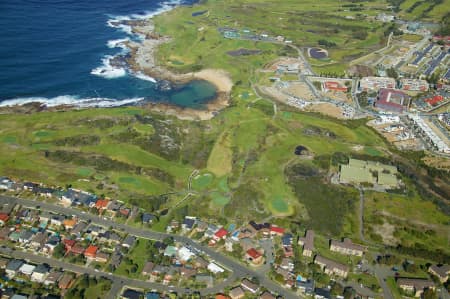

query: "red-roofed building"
left=246, top=248, right=263, bottom=264
left=432, top=35, right=450, bottom=45
left=270, top=225, right=285, bottom=236
left=63, top=239, right=76, bottom=252
left=95, top=199, right=109, bottom=211
left=323, top=81, right=348, bottom=92
left=213, top=228, right=228, bottom=241
left=84, top=245, right=98, bottom=259
left=216, top=294, right=230, bottom=299
left=0, top=213, right=9, bottom=225
left=425, top=95, right=444, bottom=106
left=70, top=243, right=85, bottom=255
left=376, top=88, right=410, bottom=113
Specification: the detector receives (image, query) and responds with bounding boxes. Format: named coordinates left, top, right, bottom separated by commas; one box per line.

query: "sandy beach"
left=124, top=19, right=232, bottom=120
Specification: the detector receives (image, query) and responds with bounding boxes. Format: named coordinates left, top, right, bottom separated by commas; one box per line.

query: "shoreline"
left=125, top=18, right=233, bottom=120
left=0, top=13, right=233, bottom=120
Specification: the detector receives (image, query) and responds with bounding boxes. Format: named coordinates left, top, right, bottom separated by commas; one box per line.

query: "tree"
left=52, top=243, right=65, bottom=259
left=331, top=281, right=344, bottom=296
left=386, top=67, right=398, bottom=79
left=422, top=288, right=437, bottom=299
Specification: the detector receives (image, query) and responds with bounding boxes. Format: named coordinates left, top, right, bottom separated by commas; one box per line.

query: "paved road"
left=0, top=195, right=300, bottom=299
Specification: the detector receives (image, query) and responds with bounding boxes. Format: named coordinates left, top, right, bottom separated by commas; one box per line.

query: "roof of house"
left=164, top=245, right=177, bottom=257
left=71, top=243, right=85, bottom=254
left=122, top=289, right=143, bottom=299
left=299, top=230, right=314, bottom=251
left=241, top=278, right=259, bottom=292
left=214, top=228, right=228, bottom=238
left=246, top=248, right=262, bottom=259
left=84, top=245, right=98, bottom=256
left=314, top=287, right=331, bottom=299
left=0, top=213, right=9, bottom=222
left=6, top=259, right=24, bottom=271
left=282, top=233, right=293, bottom=246
left=63, top=218, right=77, bottom=228
left=270, top=225, right=285, bottom=234
left=315, top=255, right=349, bottom=272
left=33, top=263, right=50, bottom=274
left=95, top=199, right=109, bottom=209
left=183, top=218, right=195, bottom=229
left=142, top=262, right=155, bottom=274
left=229, top=286, right=245, bottom=298
left=330, top=238, right=367, bottom=252
left=63, top=239, right=76, bottom=248
left=216, top=294, right=230, bottom=299
left=429, top=264, right=450, bottom=278
left=142, top=213, right=155, bottom=223
left=397, top=278, right=435, bottom=289
left=58, top=273, right=73, bottom=288
left=259, top=291, right=276, bottom=299
left=122, top=235, right=136, bottom=247
left=45, top=271, right=63, bottom=283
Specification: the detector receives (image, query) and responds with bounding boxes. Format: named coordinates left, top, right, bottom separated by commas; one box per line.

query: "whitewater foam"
left=0, top=95, right=144, bottom=108
left=91, top=55, right=127, bottom=79
left=107, top=38, right=130, bottom=49
left=134, top=72, right=157, bottom=83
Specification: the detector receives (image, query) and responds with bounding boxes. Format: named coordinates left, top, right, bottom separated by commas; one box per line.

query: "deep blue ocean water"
left=0, top=0, right=216, bottom=108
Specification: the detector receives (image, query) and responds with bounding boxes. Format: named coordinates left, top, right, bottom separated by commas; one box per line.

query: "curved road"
left=0, top=195, right=300, bottom=299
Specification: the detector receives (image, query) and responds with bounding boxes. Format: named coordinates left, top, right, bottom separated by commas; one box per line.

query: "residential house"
left=58, top=273, right=74, bottom=289
left=241, top=278, right=259, bottom=293
left=276, top=266, right=292, bottom=281
left=180, top=266, right=196, bottom=279
left=153, top=241, right=167, bottom=253
left=314, top=287, right=332, bottom=299
left=121, top=289, right=143, bottom=299
left=110, top=250, right=122, bottom=270
left=63, top=218, right=77, bottom=231
left=248, top=221, right=271, bottom=236
left=0, top=227, right=10, bottom=240
left=330, top=238, right=367, bottom=256
left=281, top=257, right=294, bottom=272
left=18, top=230, right=34, bottom=245
left=0, top=177, right=13, bottom=190
left=38, top=211, right=53, bottom=223
left=428, top=264, right=450, bottom=283
left=30, top=232, right=48, bottom=250
left=95, top=199, right=109, bottom=212
left=196, top=274, right=214, bottom=288
left=397, top=278, right=435, bottom=297
left=19, top=263, right=36, bottom=276
left=178, top=246, right=195, bottom=262
left=86, top=224, right=104, bottom=237
left=182, top=217, right=196, bottom=232
left=0, top=257, right=9, bottom=269
left=146, top=292, right=161, bottom=299
left=314, top=255, right=349, bottom=278
left=297, top=279, right=315, bottom=295
left=163, top=245, right=177, bottom=257
left=204, top=224, right=219, bottom=238
left=70, top=243, right=85, bottom=255
left=44, top=271, right=63, bottom=286
left=213, top=228, right=228, bottom=241
left=142, top=213, right=155, bottom=224
left=106, top=200, right=123, bottom=217
left=229, top=286, right=245, bottom=299
left=122, top=235, right=136, bottom=249
left=60, top=188, right=97, bottom=207
left=298, top=230, right=314, bottom=257
left=259, top=291, right=276, bottom=299
left=84, top=245, right=98, bottom=259
left=246, top=248, right=263, bottom=265
left=63, top=239, right=76, bottom=252
left=194, top=256, right=208, bottom=269
left=269, top=225, right=285, bottom=237
left=71, top=221, right=88, bottom=237
left=44, top=235, right=60, bottom=253
left=31, top=264, right=50, bottom=283
left=99, top=231, right=122, bottom=245
left=0, top=213, right=9, bottom=226
left=6, top=259, right=24, bottom=277
left=207, top=262, right=224, bottom=274
left=195, top=220, right=208, bottom=232
left=216, top=295, right=230, bottom=299
left=119, top=208, right=130, bottom=218
left=23, top=182, right=38, bottom=192
left=282, top=233, right=293, bottom=256
left=35, top=187, right=54, bottom=198
left=50, top=215, right=65, bottom=227
left=95, top=252, right=110, bottom=263
left=9, top=230, right=20, bottom=243
left=142, top=262, right=155, bottom=276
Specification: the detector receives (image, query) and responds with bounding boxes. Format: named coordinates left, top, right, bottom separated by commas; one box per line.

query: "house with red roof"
left=270, top=225, right=285, bottom=236
left=323, top=81, right=348, bottom=92
left=213, top=228, right=228, bottom=241
left=0, top=213, right=9, bottom=226
left=84, top=245, right=98, bottom=259
left=425, top=95, right=444, bottom=107
left=95, top=199, right=109, bottom=211
left=246, top=248, right=263, bottom=265
left=70, top=243, right=85, bottom=255
left=63, top=239, right=76, bottom=253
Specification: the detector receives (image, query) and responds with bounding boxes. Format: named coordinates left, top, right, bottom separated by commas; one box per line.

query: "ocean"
left=0, top=0, right=217, bottom=108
